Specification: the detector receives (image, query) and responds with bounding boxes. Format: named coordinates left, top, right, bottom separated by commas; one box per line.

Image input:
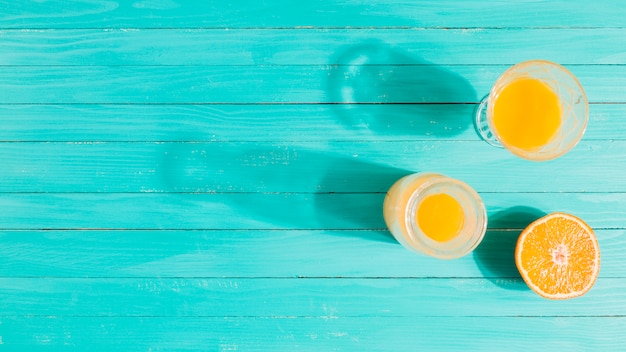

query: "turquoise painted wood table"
left=1, top=1, right=625, bottom=350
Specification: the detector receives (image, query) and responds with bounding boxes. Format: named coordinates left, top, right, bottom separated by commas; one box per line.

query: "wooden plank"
left=1, top=0, right=624, bottom=28
left=0, top=140, right=623, bottom=193
left=0, top=192, right=623, bottom=230
left=0, top=277, right=623, bottom=317
left=0, top=103, right=623, bottom=142
left=3, top=1, right=622, bottom=351
left=0, top=103, right=480, bottom=142
left=0, top=229, right=621, bottom=279
left=0, top=65, right=623, bottom=104
left=0, top=316, right=623, bottom=351
left=2, top=29, right=626, bottom=66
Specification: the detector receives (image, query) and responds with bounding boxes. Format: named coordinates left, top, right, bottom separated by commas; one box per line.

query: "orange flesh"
left=416, top=193, right=465, bottom=242
left=516, top=213, right=600, bottom=299
left=493, top=78, right=562, bottom=151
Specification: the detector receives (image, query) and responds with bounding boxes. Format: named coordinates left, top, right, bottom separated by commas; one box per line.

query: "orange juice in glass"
left=383, top=173, right=487, bottom=259
left=475, top=60, right=588, bottom=161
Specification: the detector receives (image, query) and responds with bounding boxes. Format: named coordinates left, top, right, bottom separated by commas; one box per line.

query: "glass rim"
left=486, top=59, right=589, bottom=161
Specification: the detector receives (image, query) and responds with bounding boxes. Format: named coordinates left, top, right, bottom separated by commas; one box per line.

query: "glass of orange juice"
left=475, top=60, right=588, bottom=161
left=383, top=173, right=487, bottom=259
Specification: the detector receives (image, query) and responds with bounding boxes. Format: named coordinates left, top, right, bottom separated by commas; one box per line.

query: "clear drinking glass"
left=475, top=60, right=588, bottom=161
left=383, top=173, right=487, bottom=259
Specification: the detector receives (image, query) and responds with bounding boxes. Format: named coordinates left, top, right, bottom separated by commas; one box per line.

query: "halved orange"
left=515, top=212, right=600, bottom=300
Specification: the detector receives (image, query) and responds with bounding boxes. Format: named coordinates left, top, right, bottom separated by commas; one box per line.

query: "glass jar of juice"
left=383, top=173, right=487, bottom=259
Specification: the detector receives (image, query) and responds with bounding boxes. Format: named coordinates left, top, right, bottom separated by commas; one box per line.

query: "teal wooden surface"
left=2, top=141, right=626, bottom=192
left=1, top=1, right=625, bottom=351
left=1, top=1, right=625, bottom=28
left=2, top=317, right=625, bottom=351
left=1, top=65, right=625, bottom=103
left=0, top=104, right=625, bottom=142
left=1, top=229, right=624, bottom=278
left=2, top=29, right=626, bottom=65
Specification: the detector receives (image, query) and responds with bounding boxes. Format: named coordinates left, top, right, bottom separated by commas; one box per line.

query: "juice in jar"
left=416, top=192, right=465, bottom=242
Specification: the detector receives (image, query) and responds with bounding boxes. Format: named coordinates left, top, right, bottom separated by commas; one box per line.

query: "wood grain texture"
left=2, top=1, right=625, bottom=350
left=1, top=317, right=623, bottom=351
left=0, top=229, right=622, bottom=278
left=1, top=29, right=625, bottom=65
left=0, top=103, right=624, bottom=142
left=0, top=65, right=624, bottom=104
left=1, top=0, right=625, bottom=28
left=0, top=192, right=624, bottom=230
left=0, top=141, right=624, bottom=193
left=0, top=277, right=622, bottom=317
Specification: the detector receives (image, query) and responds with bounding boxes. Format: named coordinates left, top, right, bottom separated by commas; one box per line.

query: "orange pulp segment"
left=515, top=212, right=600, bottom=300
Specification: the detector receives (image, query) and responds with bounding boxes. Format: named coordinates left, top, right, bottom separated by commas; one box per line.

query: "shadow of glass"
left=473, top=206, right=548, bottom=290
left=328, top=39, right=476, bottom=137
left=158, top=142, right=410, bottom=243
left=313, top=159, right=412, bottom=243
